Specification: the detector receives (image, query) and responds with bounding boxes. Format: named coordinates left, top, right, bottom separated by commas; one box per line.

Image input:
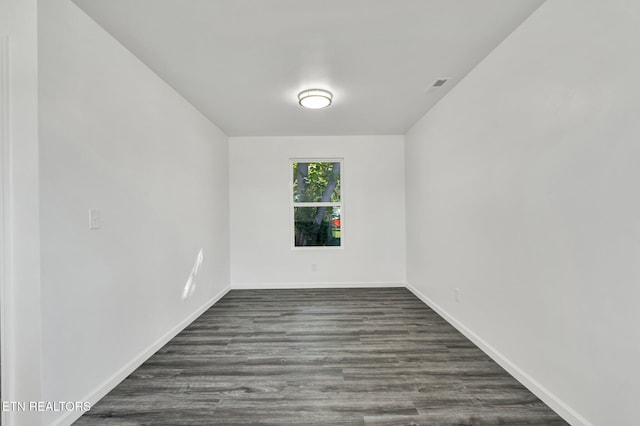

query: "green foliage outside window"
left=293, top=162, right=341, bottom=203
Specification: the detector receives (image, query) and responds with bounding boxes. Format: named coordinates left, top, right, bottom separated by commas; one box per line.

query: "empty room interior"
left=1, top=0, right=639, bottom=425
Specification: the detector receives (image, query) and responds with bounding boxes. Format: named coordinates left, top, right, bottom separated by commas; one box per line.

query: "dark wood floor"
left=75, top=288, right=567, bottom=425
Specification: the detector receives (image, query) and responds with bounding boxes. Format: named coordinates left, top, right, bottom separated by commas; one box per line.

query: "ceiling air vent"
left=432, top=78, right=448, bottom=87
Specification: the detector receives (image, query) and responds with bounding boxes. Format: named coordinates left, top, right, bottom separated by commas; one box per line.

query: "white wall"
left=405, top=1, right=640, bottom=425
left=0, top=1, right=44, bottom=425
left=38, top=1, right=230, bottom=424
left=230, top=136, right=405, bottom=288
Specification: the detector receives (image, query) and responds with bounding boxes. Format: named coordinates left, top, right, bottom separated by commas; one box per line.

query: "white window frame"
left=290, top=158, right=344, bottom=250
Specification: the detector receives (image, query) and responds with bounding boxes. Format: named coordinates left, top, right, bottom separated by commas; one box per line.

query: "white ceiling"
left=72, top=0, right=545, bottom=136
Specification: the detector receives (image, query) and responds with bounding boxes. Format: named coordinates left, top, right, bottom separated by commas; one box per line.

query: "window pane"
left=294, top=206, right=341, bottom=247
left=293, top=162, right=341, bottom=203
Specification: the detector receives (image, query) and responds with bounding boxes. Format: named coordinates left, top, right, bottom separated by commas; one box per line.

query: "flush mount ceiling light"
left=298, top=88, right=333, bottom=109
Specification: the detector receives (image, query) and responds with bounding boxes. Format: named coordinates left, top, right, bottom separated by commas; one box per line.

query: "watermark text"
left=2, top=401, right=91, bottom=412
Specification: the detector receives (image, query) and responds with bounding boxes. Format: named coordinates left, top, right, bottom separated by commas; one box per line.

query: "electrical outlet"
left=89, top=208, right=101, bottom=230
left=455, top=288, right=461, bottom=303
left=311, top=263, right=317, bottom=272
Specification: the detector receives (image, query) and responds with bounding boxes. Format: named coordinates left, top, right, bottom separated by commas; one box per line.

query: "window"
left=292, top=160, right=342, bottom=247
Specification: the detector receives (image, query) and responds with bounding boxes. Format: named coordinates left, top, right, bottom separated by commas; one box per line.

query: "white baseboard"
left=52, top=285, right=231, bottom=426
left=405, top=282, right=590, bottom=426
left=230, top=281, right=405, bottom=290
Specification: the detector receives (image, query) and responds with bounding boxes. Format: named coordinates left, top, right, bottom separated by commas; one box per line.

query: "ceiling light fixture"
left=298, top=88, right=333, bottom=109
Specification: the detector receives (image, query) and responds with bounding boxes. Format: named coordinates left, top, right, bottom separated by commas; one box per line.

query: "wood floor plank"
left=74, top=288, right=567, bottom=425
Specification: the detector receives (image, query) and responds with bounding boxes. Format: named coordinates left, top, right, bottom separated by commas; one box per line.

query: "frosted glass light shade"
left=298, top=89, right=332, bottom=109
